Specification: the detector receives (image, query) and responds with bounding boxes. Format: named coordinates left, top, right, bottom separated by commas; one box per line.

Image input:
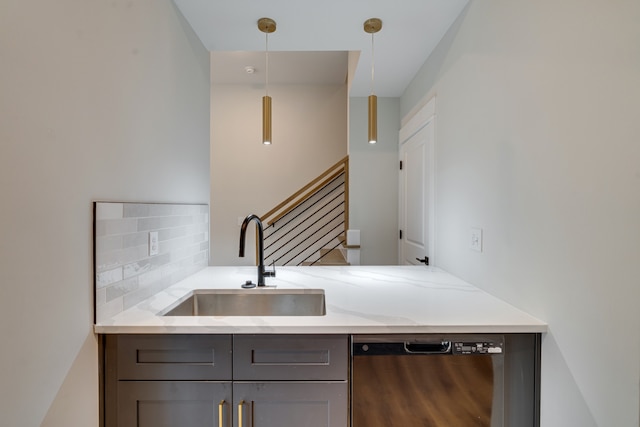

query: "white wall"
left=0, top=1, right=210, bottom=426
left=349, top=97, right=400, bottom=265
left=210, top=83, right=347, bottom=265
left=401, top=1, right=640, bottom=426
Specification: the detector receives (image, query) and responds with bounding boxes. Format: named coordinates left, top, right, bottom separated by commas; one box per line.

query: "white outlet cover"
left=470, top=227, right=483, bottom=252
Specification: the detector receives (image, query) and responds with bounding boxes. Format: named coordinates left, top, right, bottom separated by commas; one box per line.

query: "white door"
left=399, top=99, right=435, bottom=265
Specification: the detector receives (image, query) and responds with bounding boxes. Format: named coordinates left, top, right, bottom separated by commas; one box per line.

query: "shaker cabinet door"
left=117, top=381, right=232, bottom=427
left=233, top=382, right=348, bottom=427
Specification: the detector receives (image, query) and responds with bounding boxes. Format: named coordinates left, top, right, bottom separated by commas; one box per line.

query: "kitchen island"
left=97, top=266, right=545, bottom=427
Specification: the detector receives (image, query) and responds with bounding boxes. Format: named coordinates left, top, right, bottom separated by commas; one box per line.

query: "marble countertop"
left=94, top=265, right=547, bottom=334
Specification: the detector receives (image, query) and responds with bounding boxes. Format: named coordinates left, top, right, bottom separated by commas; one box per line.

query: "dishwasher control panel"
left=452, top=341, right=503, bottom=355
left=352, top=335, right=506, bottom=356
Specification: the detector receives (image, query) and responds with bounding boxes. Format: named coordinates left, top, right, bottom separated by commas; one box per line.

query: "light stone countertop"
left=94, top=265, right=547, bottom=334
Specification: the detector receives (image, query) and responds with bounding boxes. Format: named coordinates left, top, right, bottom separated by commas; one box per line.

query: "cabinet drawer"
left=233, top=334, right=348, bottom=380
left=111, top=334, right=232, bottom=380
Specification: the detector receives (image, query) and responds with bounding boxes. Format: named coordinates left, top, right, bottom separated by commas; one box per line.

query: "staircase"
left=305, top=246, right=348, bottom=266
left=259, top=156, right=351, bottom=266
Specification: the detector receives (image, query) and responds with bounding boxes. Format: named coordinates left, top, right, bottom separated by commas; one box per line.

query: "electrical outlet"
left=470, top=228, right=483, bottom=252
left=149, top=231, right=159, bottom=256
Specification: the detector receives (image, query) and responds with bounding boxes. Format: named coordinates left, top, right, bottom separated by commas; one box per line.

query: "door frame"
left=398, top=96, right=436, bottom=265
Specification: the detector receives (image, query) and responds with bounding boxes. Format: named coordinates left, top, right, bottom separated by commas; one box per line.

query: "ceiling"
left=174, top=0, right=469, bottom=97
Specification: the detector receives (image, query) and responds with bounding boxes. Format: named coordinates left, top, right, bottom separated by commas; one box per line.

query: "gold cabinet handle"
left=218, top=400, right=226, bottom=427
left=237, top=400, right=245, bottom=427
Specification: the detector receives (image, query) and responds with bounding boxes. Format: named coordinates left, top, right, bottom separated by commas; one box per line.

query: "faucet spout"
left=239, top=214, right=274, bottom=286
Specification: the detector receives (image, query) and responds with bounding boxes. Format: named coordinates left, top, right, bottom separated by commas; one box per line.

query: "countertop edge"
left=94, top=324, right=548, bottom=334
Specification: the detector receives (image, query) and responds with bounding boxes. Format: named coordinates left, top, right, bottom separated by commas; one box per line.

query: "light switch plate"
left=470, top=227, right=483, bottom=252
left=149, top=231, right=159, bottom=256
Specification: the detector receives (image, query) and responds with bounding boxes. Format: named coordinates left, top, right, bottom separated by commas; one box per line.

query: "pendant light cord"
left=370, top=32, right=375, bottom=96
left=265, top=32, right=269, bottom=97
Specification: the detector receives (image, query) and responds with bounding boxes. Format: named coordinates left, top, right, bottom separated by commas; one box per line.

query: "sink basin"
left=161, top=288, right=326, bottom=317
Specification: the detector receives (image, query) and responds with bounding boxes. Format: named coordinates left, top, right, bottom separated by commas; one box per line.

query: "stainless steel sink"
left=161, top=288, right=326, bottom=316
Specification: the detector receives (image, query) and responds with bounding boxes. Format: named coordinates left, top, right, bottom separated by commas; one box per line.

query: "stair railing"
left=259, top=156, right=349, bottom=266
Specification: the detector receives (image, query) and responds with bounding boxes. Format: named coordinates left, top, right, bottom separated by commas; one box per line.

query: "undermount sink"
left=161, top=288, right=326, bottom=317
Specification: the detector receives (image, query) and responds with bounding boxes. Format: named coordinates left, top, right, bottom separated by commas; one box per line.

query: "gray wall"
left=0, top=1, right=210, bottom=425
left=401, top=1, right=640, bottom=426
left=349, top=97, right=400, bottom=265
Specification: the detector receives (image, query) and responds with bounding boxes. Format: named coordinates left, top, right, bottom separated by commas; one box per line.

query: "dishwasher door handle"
left=404, top=341, right=451, bottom=354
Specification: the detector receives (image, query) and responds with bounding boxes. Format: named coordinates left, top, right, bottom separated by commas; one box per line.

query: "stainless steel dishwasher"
left=351, top=334, right=540, bottom=427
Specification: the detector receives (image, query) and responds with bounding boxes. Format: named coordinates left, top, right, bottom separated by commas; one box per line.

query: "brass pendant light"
left=258, top=18, right=276, bottom=145
left=364, top=18, right=382, bottom=144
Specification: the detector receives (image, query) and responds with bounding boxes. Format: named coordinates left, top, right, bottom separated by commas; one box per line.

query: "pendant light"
left=258, top=18, right=276, bottom=145
left=364, top=18, right=382, bottom=144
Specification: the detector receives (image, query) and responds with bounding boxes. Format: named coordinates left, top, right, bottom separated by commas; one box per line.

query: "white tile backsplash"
left=94, top=202, right=209, bottom=322
left=95, top=218, right=137, bottom=237
left=96, top=267, right=123, bottom=289
left=96, top=202, right=123, bottom=220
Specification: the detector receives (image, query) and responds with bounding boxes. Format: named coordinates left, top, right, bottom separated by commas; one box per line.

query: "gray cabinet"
left=103, top=334, right=348, bottom=427
left=233, top=334, right=348, bottom=380
left=104, top=334, right=232, bottom=427
left=232, top=334, right=348, bottom=427
left=234, top=382, right=347, bottom=427
left=118, top=381, right=232, bottom=427
left=114, top=334, right=233, bottom=380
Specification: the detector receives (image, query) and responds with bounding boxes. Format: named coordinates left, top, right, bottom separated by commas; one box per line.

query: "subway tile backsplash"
left=94, top=202, right=209, bottom=323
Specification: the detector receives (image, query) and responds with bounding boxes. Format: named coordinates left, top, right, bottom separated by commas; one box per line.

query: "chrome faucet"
left=239, top=214, right=275, bottom=287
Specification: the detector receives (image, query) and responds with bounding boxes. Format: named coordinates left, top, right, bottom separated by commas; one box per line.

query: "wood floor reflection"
left=352, top=355, right=494, bottom=427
